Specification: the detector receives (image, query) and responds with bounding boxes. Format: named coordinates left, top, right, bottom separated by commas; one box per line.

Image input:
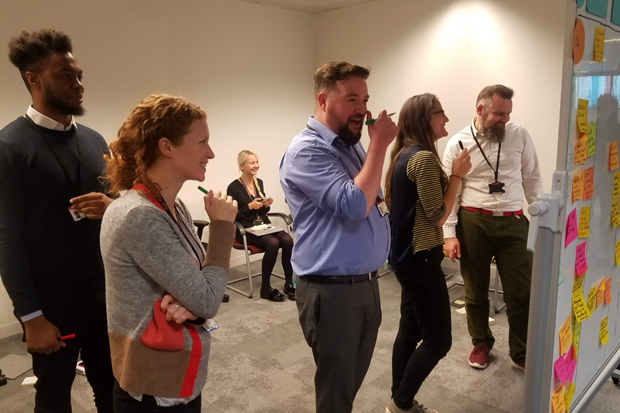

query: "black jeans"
left=113, top=381, right=201, bottom=412
left=30, top=288, right=114, bottom=413
left=391, top=247, right=452, bottom=410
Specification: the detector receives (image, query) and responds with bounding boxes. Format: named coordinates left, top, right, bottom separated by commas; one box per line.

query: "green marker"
left=365, top=112, right=396, bottom=125
left=197, top=186, right=209, bottom=195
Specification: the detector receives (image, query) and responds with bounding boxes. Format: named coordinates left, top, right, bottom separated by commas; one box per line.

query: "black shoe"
left=260, top=288, right=286, bottom=302
left=283, top=284, right=296, bottom=300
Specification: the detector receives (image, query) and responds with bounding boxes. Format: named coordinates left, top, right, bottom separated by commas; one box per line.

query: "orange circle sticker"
left=574, top=18, right=585, bottom=64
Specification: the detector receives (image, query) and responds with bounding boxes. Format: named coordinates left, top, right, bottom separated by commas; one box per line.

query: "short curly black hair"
left=8, top=29, right=73, bottom=88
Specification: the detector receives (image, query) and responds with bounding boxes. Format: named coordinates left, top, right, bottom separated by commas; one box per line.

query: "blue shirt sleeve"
left=283, top=142, right=367, bottom=220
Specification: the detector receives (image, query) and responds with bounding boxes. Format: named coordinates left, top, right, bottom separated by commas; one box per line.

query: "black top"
left=389, top=145, right=424, bottom=273
left=0, top=116, right=109, bottom=316
left=227, top=178, right=271, bottom=230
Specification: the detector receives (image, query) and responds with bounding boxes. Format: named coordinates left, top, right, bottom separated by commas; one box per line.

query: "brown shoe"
left=469, top=344, right=491, bottom=369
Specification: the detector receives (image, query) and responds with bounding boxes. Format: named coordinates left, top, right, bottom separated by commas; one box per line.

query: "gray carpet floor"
left=1, top=258, right=620, bottom=412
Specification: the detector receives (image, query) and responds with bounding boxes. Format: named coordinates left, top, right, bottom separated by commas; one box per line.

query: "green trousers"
left=456, top=208, right=532, bottom=363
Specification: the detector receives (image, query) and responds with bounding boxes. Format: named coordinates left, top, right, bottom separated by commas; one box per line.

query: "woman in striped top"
left=384, top=94, right=471, bottom=413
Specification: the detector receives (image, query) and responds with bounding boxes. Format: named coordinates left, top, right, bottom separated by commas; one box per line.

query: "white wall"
left=315, top=0, right=568, bottom=194
left=0, top=0, right=315, bottom=338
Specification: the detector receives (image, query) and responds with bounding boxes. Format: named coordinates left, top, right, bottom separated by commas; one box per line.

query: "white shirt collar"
left=26, top=106, right=78, bottom=131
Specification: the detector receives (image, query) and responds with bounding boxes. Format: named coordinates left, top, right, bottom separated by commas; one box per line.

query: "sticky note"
left=616, top=239, right=620, bottom=266
left=573, top=276, right=590, bottom=322
left=610, top=141, right=619, bottom=170
left=578, top=207, right=590, bottom=238
left=572, top=172, right=584, bottom=202
left=565, top=208, right=578, bottom=248
left=588, top=285, right=596, bottom=313
left=572, top=315, right=581, bottom=358
left=613, top=200, right=620, bottom=228
left=565, top=381, right=575, bottom=411
left=577, top=99, right=589, bottom=133
left=594, top=26, right=606, bottom=62
left=559, top=316, right=572, bottom=356
left=597, top=279, right=605, bottom=308
left=554, top=355, right=571, bottom=385
left=605, top=277, right=612, bottom=305
left=574, top=17, right=586, bottom=64
left=583, top=167, right=594, bottom=200
left=552, top=385, right=566, bottom=413
left=601, top=316, right=609, bottom=346
left=588, top=0, right=610, bottom=19
left=575, top=241, right=588, bottom=276
left=574, top=135, right=588, bottom=165
left=614, top=172, right=620, bottom=200
left=587, top=122, right=596, bottom=157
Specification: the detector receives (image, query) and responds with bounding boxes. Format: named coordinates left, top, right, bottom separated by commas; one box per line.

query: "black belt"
left=303, top=271, right=377, bottom=284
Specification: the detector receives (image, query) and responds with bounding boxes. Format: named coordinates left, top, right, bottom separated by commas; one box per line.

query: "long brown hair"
left=384, top=93, right=449, bottom=209
left=105, top=94, right=206, bottom=194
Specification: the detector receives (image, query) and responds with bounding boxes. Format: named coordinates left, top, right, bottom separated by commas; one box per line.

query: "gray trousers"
left=296, top=276, right=382, bottom=413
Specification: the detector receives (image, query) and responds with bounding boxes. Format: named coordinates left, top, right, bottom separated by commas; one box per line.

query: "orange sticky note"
left=594, top=26, right=605, bottom=63
left=605, top=277, right=612, bottom=305
left=572, top=172, right=584, bottom=202
left=552, top=385, right=567, bottom=413
left=574, top=18, right=585, bottom=64
left=601, top=316, right=609, bottom=346
left=559, top=316, right=571, bottom=356
left=609, top=141, right=619, bottom=171
left=574, top=135, right=588, bottom=166
left=583, top=167, right=594, bottom=200
left=578, top=207, right=590, bottom=238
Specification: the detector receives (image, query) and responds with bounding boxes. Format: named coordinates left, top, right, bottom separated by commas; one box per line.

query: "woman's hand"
left=451, top=148, right=471, bottom=179
left=262, top=197, right=273, bottom=208
left=161, top=294, right=198, bottom=324
left=204, top=191, right=238, bottom=222
left=248, top=198, right=264, bottom=210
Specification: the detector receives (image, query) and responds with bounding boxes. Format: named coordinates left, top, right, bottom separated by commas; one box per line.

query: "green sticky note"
left=587, top=122, right=596, bottom=157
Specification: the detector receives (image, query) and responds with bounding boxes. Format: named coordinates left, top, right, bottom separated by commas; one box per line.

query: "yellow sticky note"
left=578, top=207, right=590, bottom=238
left=614, top=172, right=620, bottom=200
left=565, top=381, right=575, bottom=411
left=572, top=172, right=583, bottom=202
left=594, top=26, right=605, bottom=63
left=601, top=316, right=609, bottom=346
left=587, top=285, right=596, bottom=314
left=574, top=135, right=588, bottom=166
left=572, top=315, right=581, bottom=359
left=597, top=280, right=605, bottom=308
left=616, top=240, right=620, bottom=267
left=559, top=316, right=571, bottom=356
left=612, top=200, right=620, bottom=228
left=610, top=141, right=619, bottom=171
left=573, top=276, right=590, bottom=322
left=552, top=385, right=567, bottom=413
left=587, top=121, right=597, bottom=157
left=577, top=99, right=589, bottom=134
left=584, top=167, right=594, bottom=200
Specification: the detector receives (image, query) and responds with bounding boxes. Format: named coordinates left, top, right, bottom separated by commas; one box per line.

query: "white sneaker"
left=411, top=400, right=438, bottom=413
left=76, top=361, right=85, bottom=376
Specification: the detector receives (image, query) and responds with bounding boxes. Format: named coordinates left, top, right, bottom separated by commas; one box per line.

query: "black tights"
left=243, top=231, right=294, bottom=293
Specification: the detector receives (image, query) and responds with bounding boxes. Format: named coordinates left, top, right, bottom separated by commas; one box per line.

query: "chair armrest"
left=234, top=221, right=246, bottom=236
left=193, top=220, right=210, bottom=240
left=267, top=212, right=292, bottom=226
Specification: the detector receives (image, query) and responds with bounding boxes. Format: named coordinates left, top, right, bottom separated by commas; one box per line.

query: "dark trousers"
left=296, top=275, right=382, bottom=413
left=240, top=231, right=294, bottom=292
left=29, top=288, right=114, bottom=413
left=456, top=208, right=532, bottom=362
left=113, top=381, right=201, bottom=412
left=391, top=247, right=452, bottom=410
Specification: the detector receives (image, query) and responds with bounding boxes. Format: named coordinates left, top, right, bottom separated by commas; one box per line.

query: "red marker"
left=59, top=334, right=75, bottom=341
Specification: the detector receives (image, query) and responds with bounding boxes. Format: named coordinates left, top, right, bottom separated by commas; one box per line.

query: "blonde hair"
left=237, top=150, right=265, bottom=199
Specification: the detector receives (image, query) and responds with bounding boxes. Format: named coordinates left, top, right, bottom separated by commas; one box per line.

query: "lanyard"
left=132, top=183, right=202, bottom=268
left=25, top=114, right=82, bottom=194
left=470, top=126, right=501, bottom=183
left=239, top=178, right=257, bottom=199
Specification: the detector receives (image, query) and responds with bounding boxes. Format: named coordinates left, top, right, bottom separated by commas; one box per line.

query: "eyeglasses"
left=429, top=110, right=445, bottom=117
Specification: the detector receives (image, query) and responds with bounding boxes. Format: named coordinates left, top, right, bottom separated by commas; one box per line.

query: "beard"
left=337, top=123, right=362, bottom=146
left=480, top=113, right=505, bottom=143
left=43, top=88, right=85, bottom=117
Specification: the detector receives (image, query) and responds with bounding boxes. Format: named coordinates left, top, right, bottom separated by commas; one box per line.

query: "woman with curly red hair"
left=101, top=94, right=237, bottom=412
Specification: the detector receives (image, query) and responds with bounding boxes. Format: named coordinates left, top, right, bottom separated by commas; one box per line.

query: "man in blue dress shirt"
left=280, top=61, right=399, bottom=413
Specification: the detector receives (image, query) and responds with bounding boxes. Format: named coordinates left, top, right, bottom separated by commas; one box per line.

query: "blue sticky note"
left=587, top=0, right=609, bottom=18
left=578, top=0, right=586, bottom=7
left=612, top=0, right=620, bottom=25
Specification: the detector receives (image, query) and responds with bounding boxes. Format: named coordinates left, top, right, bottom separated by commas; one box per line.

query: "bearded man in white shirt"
left=442, top=85, right=543, bottom=371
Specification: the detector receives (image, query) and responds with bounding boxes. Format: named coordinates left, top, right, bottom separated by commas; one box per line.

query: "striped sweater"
left=100, top=189, right=234, bottom=402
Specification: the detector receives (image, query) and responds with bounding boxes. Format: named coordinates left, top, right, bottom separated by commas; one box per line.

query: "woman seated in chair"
left=227, top=150, right=295, bottom=302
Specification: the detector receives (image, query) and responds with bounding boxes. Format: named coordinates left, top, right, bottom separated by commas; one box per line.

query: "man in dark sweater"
left=0, top=29, right=114, bottom=412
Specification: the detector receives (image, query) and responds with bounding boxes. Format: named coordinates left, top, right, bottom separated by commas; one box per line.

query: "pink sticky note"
left=575, top=241, right=587, bottom=276
left=565, top=208, right=578, bottom=248
left=554, top=355, right=570, bottom=385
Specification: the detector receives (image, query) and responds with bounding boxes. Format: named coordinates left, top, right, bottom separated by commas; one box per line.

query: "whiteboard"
left=549, top=1, right=620, bottom=411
